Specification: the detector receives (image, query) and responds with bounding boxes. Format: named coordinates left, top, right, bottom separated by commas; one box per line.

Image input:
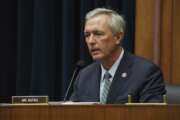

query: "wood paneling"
left=0, top=105, right=180, bottom=120
left=135, top=0, right=155, bottom=60
left=135, top=0, right=180, bottom=84
left=172, top=0, right=180, bottom=84
left=161, top=0, right=173, bottom=83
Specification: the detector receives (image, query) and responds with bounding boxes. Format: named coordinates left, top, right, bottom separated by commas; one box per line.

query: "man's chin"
left=91, top=55, right=103, bottom=61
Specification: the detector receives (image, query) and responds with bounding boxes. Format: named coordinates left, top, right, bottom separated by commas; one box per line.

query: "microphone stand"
left=63, top=67, right=80, bottom=101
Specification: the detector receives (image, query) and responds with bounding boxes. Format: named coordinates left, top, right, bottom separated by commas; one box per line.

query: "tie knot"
left=104, top=72, right=111, bottom=80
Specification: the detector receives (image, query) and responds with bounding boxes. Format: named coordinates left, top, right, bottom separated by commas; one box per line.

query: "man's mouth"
left=90, top=48, right=100, bottom=54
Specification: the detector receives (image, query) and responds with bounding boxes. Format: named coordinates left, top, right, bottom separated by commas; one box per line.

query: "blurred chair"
left=166, top=84, right=180, bottom=104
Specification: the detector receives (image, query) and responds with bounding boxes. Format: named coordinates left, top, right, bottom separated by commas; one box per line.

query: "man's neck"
left=101, top=47, right=122, bottom=70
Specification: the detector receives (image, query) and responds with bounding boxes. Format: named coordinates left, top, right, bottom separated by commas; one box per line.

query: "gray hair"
left=85, top=8, right=126, bottom=34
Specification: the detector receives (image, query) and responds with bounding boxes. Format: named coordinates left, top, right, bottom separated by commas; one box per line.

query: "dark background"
left=0, top=0, right=135, bottom=102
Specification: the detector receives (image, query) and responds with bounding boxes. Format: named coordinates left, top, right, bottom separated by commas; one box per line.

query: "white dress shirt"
left=100, top=48, right=124, bottom=98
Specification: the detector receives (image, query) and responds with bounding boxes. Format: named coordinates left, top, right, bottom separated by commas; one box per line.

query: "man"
left=70, top=8, right=166, bottom=104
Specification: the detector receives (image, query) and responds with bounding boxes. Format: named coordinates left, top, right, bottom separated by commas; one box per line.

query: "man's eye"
left=94, top=31, right=104, bottom=36
left=84, top=33, right=90, bottom=38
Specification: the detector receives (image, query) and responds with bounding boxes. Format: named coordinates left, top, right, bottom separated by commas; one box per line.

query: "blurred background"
left=0, top=0, right=179, bottom=103
left=0, top=0, right=135, bottom=102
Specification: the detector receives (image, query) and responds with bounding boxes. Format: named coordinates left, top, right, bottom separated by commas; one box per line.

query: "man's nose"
left=88, top=34, right=96, bottom=43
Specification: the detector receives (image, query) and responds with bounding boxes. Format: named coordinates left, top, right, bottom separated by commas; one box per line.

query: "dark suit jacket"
left=70, top=51, right=166, bottom=104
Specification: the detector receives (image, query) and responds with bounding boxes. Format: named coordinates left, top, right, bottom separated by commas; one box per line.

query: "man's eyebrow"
left=84, top=31, right=89, bottom=34
left=84, top=30, right=104, bottom=34
left=93, top=30, right=103, bottom=33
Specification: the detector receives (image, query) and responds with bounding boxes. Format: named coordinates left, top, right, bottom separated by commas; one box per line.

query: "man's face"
left=84, top=15, right=122, bottom=61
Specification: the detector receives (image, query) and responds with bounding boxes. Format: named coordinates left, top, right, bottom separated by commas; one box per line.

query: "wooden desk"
left=0, top=103, right=180, bottom=120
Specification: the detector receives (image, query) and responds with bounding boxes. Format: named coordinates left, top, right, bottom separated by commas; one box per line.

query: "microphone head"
left=76, top=60, right=85, bottom=68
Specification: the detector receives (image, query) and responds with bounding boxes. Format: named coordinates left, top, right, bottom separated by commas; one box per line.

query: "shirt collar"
left=101, top=48, right=124, bottom=82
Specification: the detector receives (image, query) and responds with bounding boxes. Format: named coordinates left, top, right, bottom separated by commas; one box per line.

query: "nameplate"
left=12, top=96, right=48, bottom=104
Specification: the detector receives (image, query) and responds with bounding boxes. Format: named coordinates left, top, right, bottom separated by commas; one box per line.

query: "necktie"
left=100, top=72, right=112, bottom=104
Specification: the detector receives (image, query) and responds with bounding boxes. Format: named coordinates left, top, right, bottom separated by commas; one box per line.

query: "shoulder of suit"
left=125, top=51, right=161, bottom=70
left=79, top=62, right=100, bottom=74
left=79, top=51, right=161, bottom=74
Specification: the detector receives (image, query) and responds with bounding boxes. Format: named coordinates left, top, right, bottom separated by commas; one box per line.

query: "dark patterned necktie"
left=100, top=72, right=112, bottom=104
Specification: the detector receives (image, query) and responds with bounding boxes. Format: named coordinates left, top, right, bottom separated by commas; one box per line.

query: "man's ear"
left=114, top=32, right=124, bottom=45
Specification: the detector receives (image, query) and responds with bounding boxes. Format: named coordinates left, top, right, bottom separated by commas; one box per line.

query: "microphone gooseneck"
left=63, top=60, right=85, bottom=101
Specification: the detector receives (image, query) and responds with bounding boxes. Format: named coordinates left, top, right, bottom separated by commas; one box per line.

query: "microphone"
left=63, top=60, right=85, bottom=101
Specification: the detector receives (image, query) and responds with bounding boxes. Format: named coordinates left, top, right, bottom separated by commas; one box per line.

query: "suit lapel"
left=88, top=62, right=101, bottom=101
left=107, top=51, right=133, bottom=103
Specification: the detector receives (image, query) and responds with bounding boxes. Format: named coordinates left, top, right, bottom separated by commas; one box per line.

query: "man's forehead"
left=86, top=14, right=110, bottom=24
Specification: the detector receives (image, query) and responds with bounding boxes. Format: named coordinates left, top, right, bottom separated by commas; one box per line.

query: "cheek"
left=99, top=42, right=111, bottom=53
left=101, top=41, right=117, bottom=53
